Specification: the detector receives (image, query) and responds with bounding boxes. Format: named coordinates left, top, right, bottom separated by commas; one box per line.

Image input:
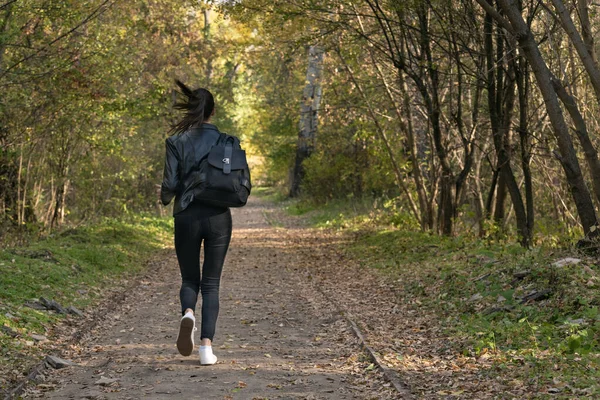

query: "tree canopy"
left=3, top=0, right=600, bottom=247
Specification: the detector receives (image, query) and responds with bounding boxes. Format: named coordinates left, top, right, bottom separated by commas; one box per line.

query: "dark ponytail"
left=170, top=80, right=215, bottom=134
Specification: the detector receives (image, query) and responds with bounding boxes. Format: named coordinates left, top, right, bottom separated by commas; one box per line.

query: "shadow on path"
left=24, top=198, right=397, bottom=399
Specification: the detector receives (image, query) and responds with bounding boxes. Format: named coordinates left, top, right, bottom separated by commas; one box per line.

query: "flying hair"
left=170, top=80, right=215, bottom=134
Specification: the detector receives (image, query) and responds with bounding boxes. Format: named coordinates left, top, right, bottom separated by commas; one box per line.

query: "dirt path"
left=23, top=199, right=396, bottom=400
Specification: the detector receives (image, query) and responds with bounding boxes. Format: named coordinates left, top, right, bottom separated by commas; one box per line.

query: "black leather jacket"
left=160, top=123, right=241, bottom=215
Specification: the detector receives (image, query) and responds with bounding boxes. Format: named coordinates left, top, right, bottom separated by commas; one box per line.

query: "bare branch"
left=474, top=0, right=514, bottom=33
left=0, top=0, right=17, bottom=11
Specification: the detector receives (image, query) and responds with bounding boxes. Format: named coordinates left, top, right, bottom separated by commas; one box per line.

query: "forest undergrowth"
left=0, top=215, right=173, bottom=394
left=3, top=188, right=600, bottom=397
left=270, top=188, right=600, bottom=397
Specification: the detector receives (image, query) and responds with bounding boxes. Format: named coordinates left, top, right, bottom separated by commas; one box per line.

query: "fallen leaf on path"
left=94, top=376, right=119, bottom=386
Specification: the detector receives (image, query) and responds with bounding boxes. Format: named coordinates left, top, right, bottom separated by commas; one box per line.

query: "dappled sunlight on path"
left=267, top=214, right=522, bottom=399
left=25, top=198, right=396, bottom=399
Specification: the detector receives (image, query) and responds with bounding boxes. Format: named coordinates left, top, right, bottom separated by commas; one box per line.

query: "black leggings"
left=174, top=209, right=232, bottom=341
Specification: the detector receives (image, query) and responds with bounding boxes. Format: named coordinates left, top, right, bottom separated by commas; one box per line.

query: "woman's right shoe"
left=176, top=312, right=196, bottom=356
left=199, top=345, right=218, bottom=365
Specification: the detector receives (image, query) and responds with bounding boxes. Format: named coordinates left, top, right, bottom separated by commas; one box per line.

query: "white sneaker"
left=176, top=311, right=196, bottom=356
left=199, top=345, right=218, bottom=365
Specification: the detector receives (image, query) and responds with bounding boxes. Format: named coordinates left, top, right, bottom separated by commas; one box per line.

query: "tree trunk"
left=472, top=141, right=488, bottom=236
left=400, top=71, right=432, bottom=230
left=450, top=11, right=478, bottom=223
left=417, top=4, right=454, bottom=235
left=493, top=174, right=507, bottom=222
left=17, top=142, right=23, bottom=225
left=492, top=18, right=508, bottom=223
left=577, top=0, right=595, bottom=64
left=485, top=167, right=499, bottom=218
left=0, top=5, right=13, bottom=223
left=483, top=3, right=533, bottom=246
left=492, top=0, right=598, bottom=235
left=336, top=47, right=420, bottom=221
left=0, top=4, right=13, bottom=71
left=352, top=137, right=364, bottom=196
left=51, top=182, right=64, bottom=229
left=0, top=155, right=18, bottom=224
left=204, top=9, right=213, bottom=86
left=370, top=50, right=428, bottom=228
left=550, top=0, right=600, bottom=104
left=551, top=77, right=600, bottom=205
left=290, top=45, right=324, bottom=197
left=516, top=55, right=534, bottom=245
left=353, top=9, right=432, bottom=229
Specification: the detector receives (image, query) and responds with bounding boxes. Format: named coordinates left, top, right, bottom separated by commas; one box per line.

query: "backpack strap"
left=222, top=136, right=235, bottom=174
left=195, top=131, right=225, bottom=169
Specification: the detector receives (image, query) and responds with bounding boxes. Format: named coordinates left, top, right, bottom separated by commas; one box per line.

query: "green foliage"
left=0, top=214, right=172, bottom=384
left=251, top=186, right=288, bottom=202
left=301, top=139, right=398, bottom=203
left=0, top=1, right=255, bottom=232
left=232, top=42, right=305, bottom=189
left=0, top=214, right=171, bottom=313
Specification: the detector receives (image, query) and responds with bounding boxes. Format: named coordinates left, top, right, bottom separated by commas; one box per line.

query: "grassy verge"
left=279, top=195, right=600, bottom=398
left=0, top=214, right=173, bottom=391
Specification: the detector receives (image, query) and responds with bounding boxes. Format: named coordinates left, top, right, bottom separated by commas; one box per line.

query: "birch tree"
left=290, top=45, right=324, bottom=197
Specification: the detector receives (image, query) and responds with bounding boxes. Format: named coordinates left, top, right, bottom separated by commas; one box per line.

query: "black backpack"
left=184, top=133, right=252, bottom=208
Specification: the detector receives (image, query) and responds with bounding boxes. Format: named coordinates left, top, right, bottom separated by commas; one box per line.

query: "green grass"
left=285, top=196, right=384, bottom=229
left=251, top=186, right=288, bottom=202
left=285, top=196, right=600, bottom=397
left=0, top=214, right=173, bottom=389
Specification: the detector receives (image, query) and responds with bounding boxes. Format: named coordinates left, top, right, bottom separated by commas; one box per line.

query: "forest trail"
left=20, top=197, right=527, bottom=400
left=22, top=198, right=396, bottom=400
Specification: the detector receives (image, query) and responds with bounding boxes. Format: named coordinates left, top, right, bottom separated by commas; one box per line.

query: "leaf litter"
left=17, top=198, right=398, bottom=399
